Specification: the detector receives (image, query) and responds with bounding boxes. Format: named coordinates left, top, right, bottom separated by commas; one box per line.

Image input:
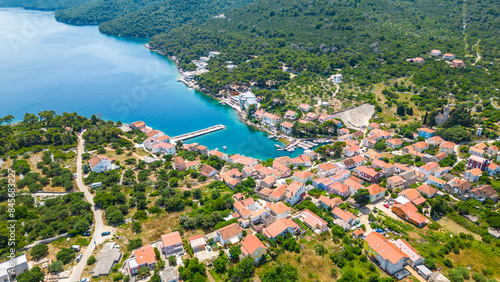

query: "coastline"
left=144, top=43, right=279, bottom=138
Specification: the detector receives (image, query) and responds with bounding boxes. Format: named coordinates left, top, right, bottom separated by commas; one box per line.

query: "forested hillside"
left=55, top=0, right=164, bottom=24
left=148, top=0, right=499, bottom=101
left=98, top=0, right=255, bottom=38
left=0, top=0, right=88, bottom=10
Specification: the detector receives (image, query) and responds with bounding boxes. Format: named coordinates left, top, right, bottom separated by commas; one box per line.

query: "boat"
left=275, top=144, right=283, bottom=149
left=268, top=135, right=275, bottom=139
left=223, top=146, right=227, bottom=150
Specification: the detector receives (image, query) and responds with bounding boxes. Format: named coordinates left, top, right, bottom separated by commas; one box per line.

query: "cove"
left=0, top=8, right=303, bottom=160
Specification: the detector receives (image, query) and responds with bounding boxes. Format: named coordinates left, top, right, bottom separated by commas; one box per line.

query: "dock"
left=171, top=125, right=226, bottom=141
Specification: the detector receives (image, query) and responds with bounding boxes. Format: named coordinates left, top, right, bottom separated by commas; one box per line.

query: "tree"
left=213, top=255, right=228, bottom=273
left=168, top=256, right=177, bottom=266
left=229, top=257, right=254, bottom=281
left=30, top=244, right=49, bottom=260
left=48, top=260, right=64, bottom=273
left=354, top=189, right=370, bottom=205
left=229, top=245, right=242, bottom=261
left=178, top=258, right=206, bottom=281
left=397, top=105, right=406, bottom=116
left=137, top=266, right=150, bottom=278
left=132, top=221, right=142, bottom=233
left=17, top=266, right=44, bottom=282
left=56, top=248, right=76, bottom=264
left=261, top=263, right=298, bottom=281
left=87, top=256, right=97, bottom=265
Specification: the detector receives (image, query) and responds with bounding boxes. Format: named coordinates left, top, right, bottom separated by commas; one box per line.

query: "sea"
left=0, top=8, right=303, bottom=160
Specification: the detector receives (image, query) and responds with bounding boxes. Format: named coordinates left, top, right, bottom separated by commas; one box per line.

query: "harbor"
left=171, top=124, right=226, bottom=141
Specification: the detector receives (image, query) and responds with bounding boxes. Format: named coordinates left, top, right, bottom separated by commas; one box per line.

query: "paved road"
left=69, top=133, right=106, bottom=282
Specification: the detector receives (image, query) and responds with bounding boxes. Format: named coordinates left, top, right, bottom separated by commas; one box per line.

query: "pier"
left=171, top=125, right=226, bottom=141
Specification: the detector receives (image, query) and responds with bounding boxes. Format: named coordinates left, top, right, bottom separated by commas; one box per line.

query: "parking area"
left=193, top=249, right=218, bottom=262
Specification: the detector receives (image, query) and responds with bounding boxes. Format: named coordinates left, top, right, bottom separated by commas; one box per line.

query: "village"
left=59, top=109, right=500, bottom=282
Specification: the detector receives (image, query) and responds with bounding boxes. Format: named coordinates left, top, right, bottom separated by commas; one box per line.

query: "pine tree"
left=423, top=111, right=428, bottom=125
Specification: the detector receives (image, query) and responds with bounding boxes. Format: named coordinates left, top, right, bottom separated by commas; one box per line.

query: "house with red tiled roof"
left=439, top=141, right=456, bottom=155
left=130, top=121, right=146, bottom=129
left=318, top=195, right=343, bottom=210
left=298, top=104, right=312, bottom=112
left=330, top=169, right=351, bottom=183
left=286, top=181, right=306, bottom=206
left=129, top=244, right=157, bottom=275
left=430, top=49, right=441, bottom=56
left=392, top=239, right=424, bottom=268
left=185, top=160, right=200, bottom=171
left=173, top=157, right=185, bottom=171
left=344, top=145, right=360, bottom=157
left=344, top=177, right=365, bottom=196
left=263, top=218, right=300, bottom=239
left=427, top=175, right=446, bottom=189
left=285, top=110, right=297, bottom=120
left=368, top=122, right=380, bottom=130
left=200, top=165, right=218, bottom=177
left=327, top=182, right=350, bottom=197
left=418, top=128, right=435, bottom=139
left=216, top=223, right=243, bottom=245
left=268, top=201, right=291, bottom=219
left=343, top=155, right=365, bottom=169
left=468, top=185, right=498, bottom=202
left=426, top=136, right=444, bottom=147
left=415, top=184, right=437, bottom=198
left=387, top=175, right=408, bottom=192
left=161, top=231, right=184, bottom=255
left=487, top=162, right=500, bottom=176
left=298, top=209, right=328, bottom=234
left=260, top=175, right=276, bottom=188
left=272, top=161, right=291, bottom=178
left=366, top=184, right=386, bottom=203
left=292, top=170, right=313, bottom=184
left=467, top=155, right=489, bottom=170
left=392, top=202, right=428, bottom=227
left=364, top=232, right=408, bottom=275
left=412, top=141, right=429, bottom=153
left=464, top=168, right=483, bottom=182
left=386, top=138, right=403, bottom=149
left=208, top=150, right=229, bottom=162
left=398, top=189, right=426, bottom=206
left=317, top=162, right=339, bottom=177
left=240, top=235, right=267, bottom=263
left=354, top=166, right=381, bottom=183
left=280, top=121, right=294, bottom=135
left=372, top=159, right=395, bottom=177
left=331, top=207, right=356, bottom=226
left=263, top=113, right=282, bottom=127
left=451, top=59, right=464, bottom=67
left=189, top=235, right=207, bottom=253
left=88, top=155, right=112, bottom=173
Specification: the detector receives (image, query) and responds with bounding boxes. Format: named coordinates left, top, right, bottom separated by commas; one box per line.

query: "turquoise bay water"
left=0, top=8, right=302, bottom=159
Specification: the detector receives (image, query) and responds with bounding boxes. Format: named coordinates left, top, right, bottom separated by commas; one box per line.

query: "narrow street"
left=68, top=132, right=107, bottom=282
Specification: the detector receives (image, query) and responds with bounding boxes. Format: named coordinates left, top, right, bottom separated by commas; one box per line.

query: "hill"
left=98, top=0, right=255, bottom=38
left=0, top=0, right=88, bottom=10
left=55, top=0, right=164, bottom=25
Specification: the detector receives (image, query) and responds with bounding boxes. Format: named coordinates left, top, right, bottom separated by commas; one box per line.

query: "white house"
left=333, top=73, right=342, bottom=83
left=262, top=113, right=282, bottom=127
left=216, top=223, right=243, bottom=245
left=280, top=121, right=294, bottom=135
left=0, top=254, right=28, bottom=282
left=89, top=155, right=113, bottom=173
left=286, top=181, right=306, bottom=206
left=152, top=143, right=176, bottom=155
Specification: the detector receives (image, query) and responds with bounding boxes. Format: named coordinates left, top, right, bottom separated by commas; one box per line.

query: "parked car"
left=82, top=231, right=91, bottom=236
left=101, top=231, right=111, bottom=236
left=375, top=228, right=384, bottom=233
left=383, top=204, right=389, bottom=209
left=76, top=254, right=83, bottom=262
left=80, top=279, right=90, bottom=282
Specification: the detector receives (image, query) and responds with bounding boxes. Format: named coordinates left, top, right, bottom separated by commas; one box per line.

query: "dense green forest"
left=98, top=0, right=255, bottom=37
left=55, top=0, right=164, bottom=24
left=0, top=0, right=87, bottom=10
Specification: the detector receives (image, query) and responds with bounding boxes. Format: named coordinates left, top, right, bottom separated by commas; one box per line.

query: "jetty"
left=171, top=125, right=226, bottom=141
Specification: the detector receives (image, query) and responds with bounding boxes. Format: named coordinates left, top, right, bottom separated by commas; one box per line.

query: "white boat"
left=223, top=146, right=227, bottom=150
left=268, top=135, right=275, bottom=139
left=275, top=144, right=283, bottom=149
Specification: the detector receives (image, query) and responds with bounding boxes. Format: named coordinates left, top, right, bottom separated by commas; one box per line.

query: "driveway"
left=194, top=249, right=218, bottom=262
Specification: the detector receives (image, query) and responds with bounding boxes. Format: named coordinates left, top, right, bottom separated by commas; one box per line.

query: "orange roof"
left=440, top=141, right=456, bottom=149
left=330, top=182, right=349, bottom=194
left=146, top=130, right=162, bottom=138
left=416, top=184, right=437, bottom=196
left=269, top=202, right=290, bottom=215
left=270, top=184, right=287, bottom=199
left=366, top=184, right=386, bottom=196
left=134, top=244, right=156, bottom=266
left=413, top=141, right=428, bottom=149
left=318, top=195, right=343, bottom=208
left=318, top=163, right=336, bottom=171
left=131, top=121, right=145, bottom=128
left=392, top=202, right=428, bottom=225
left=240, top=235, right=266, bottom=256
left=419, top=128, right=435, bottom=134
left=356, top=166, right=379, bottom=178
left=281, top=121, right=294, bottom=128
left=263, top=218, right=299, bottom=238
left=332, top=207, right=355, bottom=223
left=217, top=223, right=242, bottom=241
left=467, top=168, right=483, bottom=176
left=428, top=175, right=446, bottom=185
left=364, top=232, right=408, bottom=264
left=293, top=170, right=313, bottom=180
left=399, top=189, right=426, bottom=206
left=88, top=155, right=111, bottom=168
left=156, top=135, right=170, bottom=141
left=161, top=231, right=182, bottom=247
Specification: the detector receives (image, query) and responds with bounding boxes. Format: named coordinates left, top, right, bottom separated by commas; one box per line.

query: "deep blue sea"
left=0, top=8, right=302, bottom=159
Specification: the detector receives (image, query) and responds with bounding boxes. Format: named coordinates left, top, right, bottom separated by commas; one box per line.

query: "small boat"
left=268, top=135, right=275, bottom=139
left=223, top=146, right=227, bottom=150
left=275, top=144, right=283, bottom=149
